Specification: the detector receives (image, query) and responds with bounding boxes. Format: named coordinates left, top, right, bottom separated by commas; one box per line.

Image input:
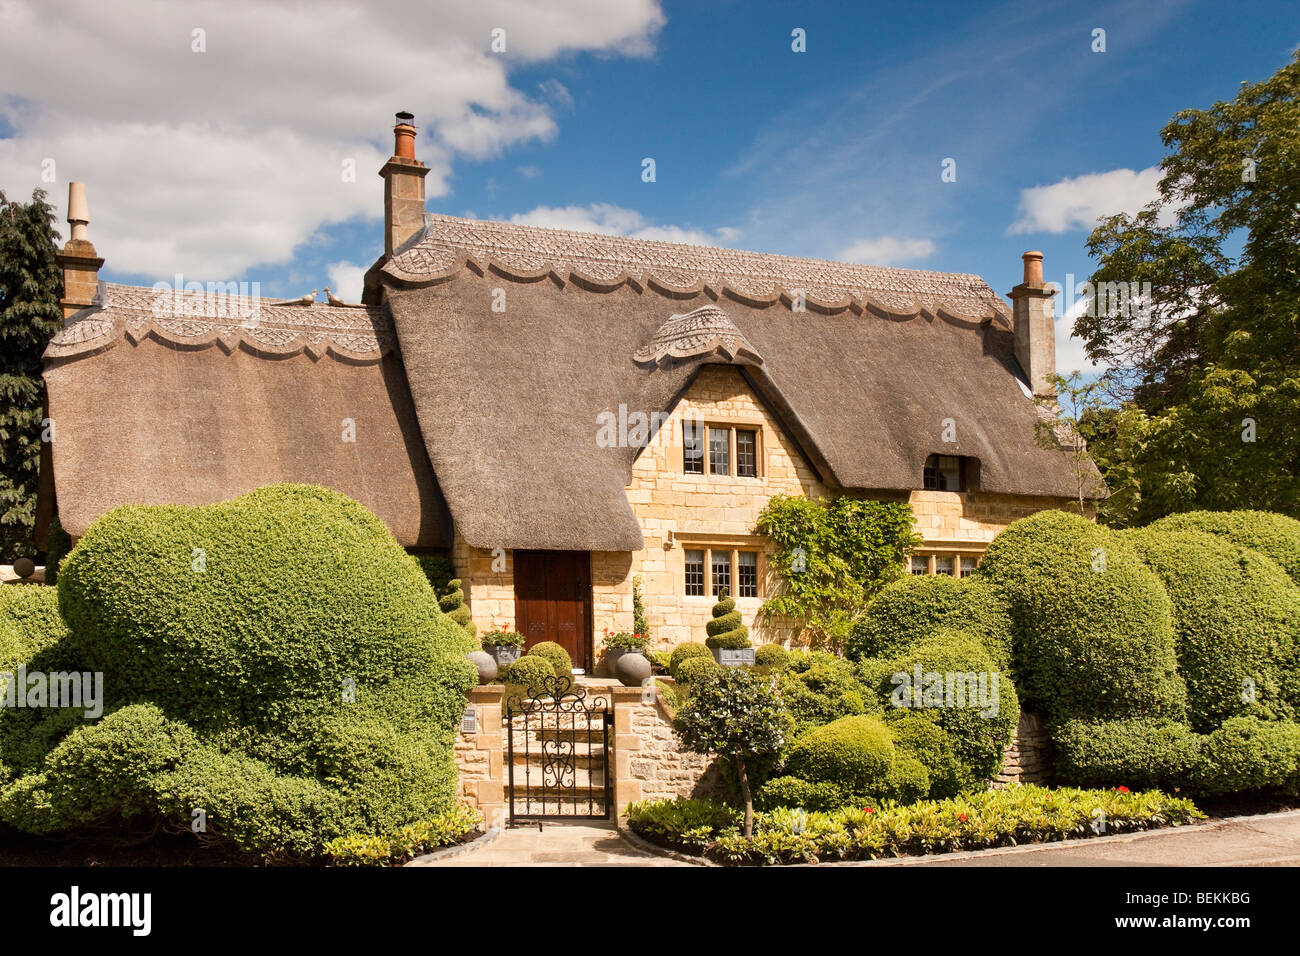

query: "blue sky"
left=2, top=0, right=1297, bottom=372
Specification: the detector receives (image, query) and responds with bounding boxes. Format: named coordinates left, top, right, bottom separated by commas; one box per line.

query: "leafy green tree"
left=0, top=189, right=62, bottom=562
left=756, top=494, right=920, bottom=653
left=672, top=668, right=793, bottom=837
left=1077, top=53, right=1300, bottom=521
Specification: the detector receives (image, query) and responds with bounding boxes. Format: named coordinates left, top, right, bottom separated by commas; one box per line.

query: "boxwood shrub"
left=0, top=484, right=477, bottom=858
left=871, top=629, right=1019, bottom=795
left=1149, top=510, right=1300, bottom=583
left=1195, top=717, right=1300, bottom=796
left=526, top=641, right=573, bottom=685
left=783, top=715, right=896, bottom=796
left=848, top=574, right=1014, bottom=670
left=674, top=655, right=719, bottom=686
left=1124, top=527, right=1300, bottom=730
left=0, top=584, right=69, bottom=672
left=777, top=651, right=875, bottom=736
left=668, top=642, right=712, bottom=678
left=503, top=656, right=555, bottom=706
left=754, top=644, right=790, bottom=670
left=975, top=510, right=1186, bottom=725
left=1053, top=718, right=1203, bottom=792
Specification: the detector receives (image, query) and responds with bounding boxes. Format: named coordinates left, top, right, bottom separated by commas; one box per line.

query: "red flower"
left=958, top=813, right=967, bottom=822
left=863, top=807, right=875, bottom=814
left=1117, top=786, right=1130, bottom=793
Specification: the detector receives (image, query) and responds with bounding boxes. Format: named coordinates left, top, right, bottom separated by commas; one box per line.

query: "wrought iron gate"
left=506, top=676, right=611, bottom=824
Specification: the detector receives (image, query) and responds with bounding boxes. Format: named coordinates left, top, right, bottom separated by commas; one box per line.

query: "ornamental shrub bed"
left=324, top=803, right=481, bottom=865
left=0, top=484, right=477, bottom=860
left=627, top=785, right=1203, bottom=866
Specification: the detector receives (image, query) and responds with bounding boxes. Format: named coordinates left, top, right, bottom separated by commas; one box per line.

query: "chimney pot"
left=1021, top=250, right=1044, bottom=287
left=393, top=111, right=417, bottom=160
left=68, top=181, right=89, bottom=242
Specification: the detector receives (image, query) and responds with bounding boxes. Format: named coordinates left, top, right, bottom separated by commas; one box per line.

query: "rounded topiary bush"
left=975, top=510, right=1185, bottom=725
left=503, top=656, right=556, bottom=705
left=674, top=655, right=719, bottom=686
left=1149, top=510, right=1300, bottom=584
left=527, top=641, right=573, bottom=685
left=755, top=774, right=849, bottom=812
left=1124, top=526, right=1300, bottom=730
left=872, top=629, right=1018, bottom=793
left=2, top=484, right=477, bottom=857
left=669, top=642, right=712, bottom=678
left=883, top=710, right=960, bottom=800
left=848, top=574, right=1013, bottom=669
left=754, top=644, right=790, bottom=670
left=783, top=715, right=896, bottom=796
left=705, top=588, right=750, bottom=650
left=1052, top=717, right=1203, bottom=792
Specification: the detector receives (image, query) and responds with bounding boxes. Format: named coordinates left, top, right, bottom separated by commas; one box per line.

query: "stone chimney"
left=1008, top=251, right=1057, bottom=396
left=56, top=182, right=103, bottom=320
left=379, top=111, right=429, bottom=257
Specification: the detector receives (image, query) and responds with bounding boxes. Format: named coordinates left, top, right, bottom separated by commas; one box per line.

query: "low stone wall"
left=994, top=711, right=1050, bottom=787
left=610, top=686, right=724, bottom=820
left=454, top=685, right=506, bottom=829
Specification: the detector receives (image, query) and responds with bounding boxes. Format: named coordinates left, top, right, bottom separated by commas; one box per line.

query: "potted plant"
left=481, top=622, right=524, bottom=668
left=705, top=588, right=755, bottom=667
left=600, top=629, right=649, bottom=679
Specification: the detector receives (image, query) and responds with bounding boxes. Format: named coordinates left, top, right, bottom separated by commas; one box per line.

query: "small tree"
left=1033, top=372, right=1111, bottom=517
left=756, top=494, right=920, bottom=653
left=632, top=574, right=649, bottom=642
left=0, top=188, right=62, bottom=562
left=672, top=668, right=793, bottom=837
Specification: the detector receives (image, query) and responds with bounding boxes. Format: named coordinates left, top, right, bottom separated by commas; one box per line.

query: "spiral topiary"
left=705, top=587, right=751, bottom=650
left=436, top=578, right=476, bottom=640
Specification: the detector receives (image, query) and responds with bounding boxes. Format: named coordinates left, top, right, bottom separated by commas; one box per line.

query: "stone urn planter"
left=484, top=643, right=522, bottom=669
left=603, top=646, right=643, bottom=677
left=711, top=647, right=756, bottom=668
left=615, top=651, right=653, bottom=687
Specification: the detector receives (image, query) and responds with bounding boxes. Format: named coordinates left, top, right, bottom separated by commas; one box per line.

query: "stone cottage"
left=40, top=113, right=1091, bottom=669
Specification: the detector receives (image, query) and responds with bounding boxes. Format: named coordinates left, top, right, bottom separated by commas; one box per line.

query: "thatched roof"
left=43, top=283, right=449, bottom=546
left=378, top=215, right=1091, bottom=551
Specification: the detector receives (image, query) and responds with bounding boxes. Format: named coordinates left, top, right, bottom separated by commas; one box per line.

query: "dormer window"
left=923, top=454, right=966, bottom=492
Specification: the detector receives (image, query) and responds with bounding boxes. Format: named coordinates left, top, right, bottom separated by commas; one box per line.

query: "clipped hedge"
left=1150, top=510, right=1300, bottom=584
left=668, top=642, right=711, bottom=678
left=0, top=484, right=477, bottom=858
left=527, top=641, right=573, bottom=686
left=674, top=655, right=719, bottom=686
left=503, top=656, right=555, bottom=706
left=754, top=644, right=790, bottom=670
left=1053, top=718, right=1203, bottom=792
left=777, top=651, right=874, bottom=736
left=848, top=574, right=1014, bottom=670
left=1124, top=527, right=1300, bottom=730
left=975, top=510, right=1186, bottom=725
left=872, top=629, right=1019, bottom=795
left=784, top=715, right=895, bottom=796
left=1196, top=718, right=1300, bottom=796
left=0, top=584, right=69, bottom=672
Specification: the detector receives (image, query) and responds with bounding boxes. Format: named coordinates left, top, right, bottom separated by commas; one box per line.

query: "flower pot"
left=601, top=646, right=643, bottom=677
left=615, top=651, right=653, bottom=687
left=485, top=644, right=522, bottom=669
left=712, top=647, right=756, bottom=668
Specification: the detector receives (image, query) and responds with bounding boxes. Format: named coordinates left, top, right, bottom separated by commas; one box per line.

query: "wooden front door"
left=514, top=550, right=592, bottom=671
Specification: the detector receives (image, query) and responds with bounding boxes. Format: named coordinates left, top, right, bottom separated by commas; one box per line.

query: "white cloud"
left=326, top=261, right=366, bottom=305
left=508, top=203, right=737, bottom=247
left=0, top=0, right=664, bottom=279
left=836, top=236, right=936, bottom=267
left=1009, top=167, right=1168, bottom=235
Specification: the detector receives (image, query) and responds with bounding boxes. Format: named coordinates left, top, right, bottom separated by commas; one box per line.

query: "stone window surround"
left=910, top=541, right=985, bottom=577
left=683, top=420, right=765, bottom=480
left=674, top=532, right=766, bottom=601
